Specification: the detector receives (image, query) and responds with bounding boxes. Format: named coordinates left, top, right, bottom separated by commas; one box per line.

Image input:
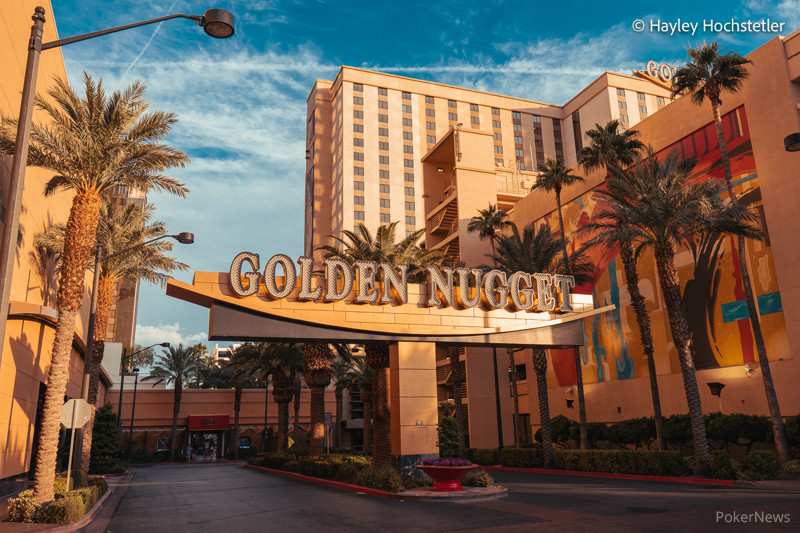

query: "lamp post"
left=0, top=6, right=233, bottom=367
left=127, top=368, right=140, bottom=461
left=117, top=342, right=170, bottom=449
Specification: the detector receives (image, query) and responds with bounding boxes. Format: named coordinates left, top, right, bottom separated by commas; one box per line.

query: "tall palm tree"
left=332, top=357, right=352, bottom=449
left=490, top=222, right=594, bottom=466
left=0, top=74, right=188, bottom=502
left=578, top=120, right=667, bottom=451
left=583, top=149, right=761, bottom=475
left=340, top=358, right=374, bottom=454
left=36, top=200, right=189, bottom=473
left=267, top=344, right=304, bottom=453
left=467, top=204, right=510, bottom=266
left=364, top=344, right=391, bottom=464
left=302, top=343, right=336, bottom=458
left=672, top=42, right=791, bottom=464
left=531, top=157, right=588, bottom=449
left=447, top=346, right=466, bottom=456
left=143, top=344, right=203, bottom=461
left=225, top=343, right=259, bottom=459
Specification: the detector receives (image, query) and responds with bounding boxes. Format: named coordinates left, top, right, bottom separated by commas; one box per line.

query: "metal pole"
left=0, top=7, right=46, bottom=365
left=127, top=371, right=139, bottom=461
left=117, top=348, right=127, bottom=451
left=492, top=347, right=504, bottom=449
left=65, top=401, right=78, bottom=492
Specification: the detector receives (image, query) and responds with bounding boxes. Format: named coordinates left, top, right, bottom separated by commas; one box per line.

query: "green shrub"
left=91, top=404, right=120, bottom=458
left=604, top=418, right=655, bottom=449
left=500, top=447, right=544, bottom=468
left=470, top=448, right=500, bottom=466
left=335, top=462, right=366, bottom=484
left=743, top=451, right=780, bottom=481
left=53, top=475, right=73, bottom=496
left=784, top=414, right=800, bottom=448
left=260, top=454, right=296, bottom=470
left=706, top=413, right=771, bottom=452
left=437, top=416, right=458, bottom=458
left=535, top=415, right=574, bottom=447
left=7, top=490, right=40, bottom=523
left=355, top=465, right=404, bottom=493
left=779, top=459, right=800, bottom=476
left=663, top=414, right=693, bottom=448
left=402, top=471, right=433, bottom=489
left=283, top=460, right=300, bottom=472
left=89, top=476, right=108, bottom=492
left=554, top=450, right=690, bottom=476
left=89, top=459, right=129, bottom=474
left=710, top=450, right=740, bottom=480
left=462, top=469, right=493, bottom=487
left=34, top=493, right=86, bottom=525
left=569, top=422, right=607, bottom=448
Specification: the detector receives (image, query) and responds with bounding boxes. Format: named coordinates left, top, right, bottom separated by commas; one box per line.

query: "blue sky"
left=48, top=0, right=799, bottom=350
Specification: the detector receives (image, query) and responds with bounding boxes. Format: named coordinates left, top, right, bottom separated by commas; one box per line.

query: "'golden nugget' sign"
left=229, top=252, right=575, bottom=313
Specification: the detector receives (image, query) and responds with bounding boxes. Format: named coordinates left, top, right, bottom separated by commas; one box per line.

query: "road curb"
left=245, top=464, right=394, bottom=498
left=45, top=487, right=113, bottom=533
left=482, top=466, right=736, bottom=486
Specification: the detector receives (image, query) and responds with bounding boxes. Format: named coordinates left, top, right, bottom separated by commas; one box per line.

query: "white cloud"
left=135, top=322, right=207, bottom=347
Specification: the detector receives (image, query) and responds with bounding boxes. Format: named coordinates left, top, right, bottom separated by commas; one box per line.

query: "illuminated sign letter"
left=426, top=266, right=454, bottom=307
left=229, top=252, right=260, bottom=297
left=380, top=263, right=409, bottom=304
left=508, top=272, right=534, bottom=311
left=324, top=257, right=354, bottom=301
left=355, top=260, right=379, bottom=303
left=483, top=270, right=509, bottom=309
left=553, top=274, right=575, bottom=312
left=534, top=273, right=556, bottom=311
left=455, top=268, right=482, bottom=308
left=263, top=254, right=296, bottom=299
left=297, top=256, right=322, bottom=300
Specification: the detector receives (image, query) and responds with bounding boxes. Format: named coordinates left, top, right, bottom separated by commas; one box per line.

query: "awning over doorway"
left=187, top=415, right=230, bottom=430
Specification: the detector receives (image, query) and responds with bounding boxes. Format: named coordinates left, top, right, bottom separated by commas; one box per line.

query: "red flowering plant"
left=422, top=458, right=472, bottom=467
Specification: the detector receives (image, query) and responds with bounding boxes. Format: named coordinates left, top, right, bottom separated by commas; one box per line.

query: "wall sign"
left=645, top=60, right=678, bottom=83
left=229, top=252, right=576, bottom=313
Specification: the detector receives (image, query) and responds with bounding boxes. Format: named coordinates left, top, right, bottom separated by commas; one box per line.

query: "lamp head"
left=565, top=398, right=574, bottom=409
left=176, top=232, right=194, bottom=244
left=784, top=132, right=800, bottom=152
left=707, top=381, right=726, bottom=397
left=200, top=8, right=235, bottom=38
left=159, top=342, right=171, bottom=348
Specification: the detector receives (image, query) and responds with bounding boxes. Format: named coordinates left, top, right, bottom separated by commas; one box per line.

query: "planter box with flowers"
left=415, top=458, right=478, bottom=491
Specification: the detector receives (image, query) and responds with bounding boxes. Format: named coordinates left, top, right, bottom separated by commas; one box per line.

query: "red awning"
left=187, top=415, right=230, bottom=430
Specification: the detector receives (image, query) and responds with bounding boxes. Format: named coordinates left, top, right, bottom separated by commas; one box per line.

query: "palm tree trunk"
left=654, top=245, right=711, bottom=476
left=34, top=192, right=102, bottom=503
left=448, top=346, right=466, bottom=456
left=532, top=348, right=554, bottom=467
left=555, top=187, right=570, bottom=275
left=170, top=379, right=183, bottom=461
left=262, top=381, right=269, bottom=452
left=507, top=348, right=523, bottom=447
left=362, top=391, right=373, bottom=454
left=335, top=390, right=343, bottom=450
left=233, top=383, right=242, bottom=459
left=293, top=375, right=301, bottom=445
left=712, top=102, right=790, bottom=464
left=619, top=243, right=666, bottom=450
left=365, top=343, right=392, bottom=465
left=309, top=385, right=326, bottom=457
left=277, top=401, right=289, bottom=453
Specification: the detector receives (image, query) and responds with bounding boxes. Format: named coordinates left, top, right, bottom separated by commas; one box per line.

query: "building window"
left=353, top=83, right=363, bottom=92
left=404, top=172, right=414, bottom=182
left=403, top=145, right=413, bottom=154
left=379, top=141, right=389, bottom=150
left=402, top=104, right=412, bottom=113
left=354, top=181, right=364, bottom=191
left=535, top=139, right=543, bottom=148
left=405, top=215, right=416, bottom=225
left=378, top=87, right=388, bottom=96
left=380, top=213, right=391, bottom=223
left=532, top=115, right=541, bottom=123
left=515, top=148, right=524, bottom=157
left=402, top=91, right=411, bottom=100
left=448, top=112, right=458, bottom=121
left=657, top=96, right=666, bottom=105
left=380, top=184, right=390, bottom=193
left=405, top=201, right=415, bottom=211
left=353, top=110, right=364, bottom=119
left=470, top=103, right=479, bottom=112
left=379, top=170, right=390, bottom=179
left=513, top=123, right=522, bottom=131
left=355, top=211, right=365, bottom=221
left=380, top=198, right=390, bottom=208
left=427, top=135, right=436, bottom=144
left=492, top=120, right=501, bottom=128
left=618, top=101, right=627, bottom=110
left=404, top=159, right=414, bottom=168
left=378, top=100, right=389, bottom=109
left=616, top=88, right=625, bottom=96
left=448, top=99, right=457, bottom=108
left=379, top=128, right=388, bottom=136
left=425, top=108, right=435, bottom=117
left=493, top=132, right=502, bottom=141
left=639, top=105, right=648, bottom=114
left=491, top=107, right=500, bottom=116
left=637, top=92, right=646, bottom=101
left=425, top=95, right=434, bottom=104
left=495, top=159, right=504, bottom=166
left=354, top=138, right=364, bottom=147
left=494, top=145, right=503, bottom=154
left=512, top=111, right=521, bottom=119
left=514, top=136, right=523, bottom=144
left=426, top=122, right=436, bottom=131
left=379, top=114, right=389, bottom=123
left=379, top=155, right=390, bottom=164
left=470, top=116, right=480, bottom=125
left=404, top=187, right=415, bottom=196
left=354, top=152, right=364, bottom=161
left=402, top=118, right=413, bottom=127
left=354, top=166, right=364, bottom=176
left=353, top=96, right=363, bottom=105
left=354, top=195, right=364, bottom=206
left=555, top=142, right=562, bottom=152
left=403, top=131, right=413, bottom=140
left=517, top=161, right=526, bottom=170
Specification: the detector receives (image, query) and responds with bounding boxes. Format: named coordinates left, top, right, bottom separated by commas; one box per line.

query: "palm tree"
left=0, top=74, right=188, bottom=502
left=332, top=357, right=352, bottom=449
left=302, top=343, right=336, bottom=457
left=490, top=222, right=594, bottom=466
left=672, top=42, right=791, bottom=464
left=143, top=344, right=203, bottom=461
left=340, top=358, right=374, bottom=454
left=447, top=346, right=466, bottom=456
left=466, top=204, right=510, bottom=266
left=364, top=344, right=392, bottom=464
left=225, top=343, right=258, bottom=459
left=36, top=200, right=189, bottom=473
left=583, top=149, right=761, bottom=475
left=578, top=120, right=667, bottom=451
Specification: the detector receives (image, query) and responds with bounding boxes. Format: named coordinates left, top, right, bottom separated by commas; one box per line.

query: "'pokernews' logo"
left=228, top=252, right=576, bottom=313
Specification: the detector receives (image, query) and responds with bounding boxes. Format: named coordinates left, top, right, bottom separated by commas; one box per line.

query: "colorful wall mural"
left=540, top=107, right=789, bottom=387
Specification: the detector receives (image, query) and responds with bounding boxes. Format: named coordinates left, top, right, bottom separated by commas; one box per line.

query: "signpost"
left=61, top=399, right=91, bottom=492
left=324, top=412, right=332, bottom=454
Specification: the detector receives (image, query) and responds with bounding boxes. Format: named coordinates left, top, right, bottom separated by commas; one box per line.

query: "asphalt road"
left=87, top=463, right=799, bottom=533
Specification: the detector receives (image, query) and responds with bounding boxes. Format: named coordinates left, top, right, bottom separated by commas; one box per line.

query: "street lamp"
left=0, top=6, right=232, bottom=365
left=785, top=132, right=800, bottom=152
left=127, top=367, right=140, bottom=461
left=117, top=342, right=170, bottom=449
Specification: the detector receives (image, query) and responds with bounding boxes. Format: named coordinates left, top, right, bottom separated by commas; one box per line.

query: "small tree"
left=90, top=404, right=119, bottom=459
left=437, top=415, right=458, bottom=458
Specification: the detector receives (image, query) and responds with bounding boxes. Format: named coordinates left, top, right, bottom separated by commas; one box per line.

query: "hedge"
left=7, top=476, right=108, bottom=524
left=554, top=450, right=690, bottom=476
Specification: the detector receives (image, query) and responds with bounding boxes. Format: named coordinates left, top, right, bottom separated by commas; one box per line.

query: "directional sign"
left=324, top=412, right=332, bottom=426
left=61, top=399, right=92, bottom=429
